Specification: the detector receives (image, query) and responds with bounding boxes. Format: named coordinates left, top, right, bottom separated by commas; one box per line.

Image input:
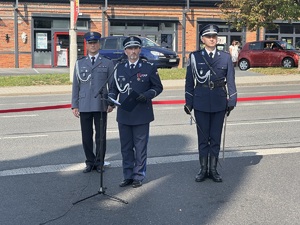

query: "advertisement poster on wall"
left=57, top=48, right=68, bottom=67
left=36, top=33, right=48, bottom=49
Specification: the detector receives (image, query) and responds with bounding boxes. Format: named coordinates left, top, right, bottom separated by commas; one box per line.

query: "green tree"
left=219, top=0, right=300, bottom=31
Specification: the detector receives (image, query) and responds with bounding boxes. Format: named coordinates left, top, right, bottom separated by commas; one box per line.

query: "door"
left=53, top=32, right=85, bottom=67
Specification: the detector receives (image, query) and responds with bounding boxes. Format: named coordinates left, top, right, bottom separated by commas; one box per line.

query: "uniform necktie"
left=209, top=52, right=213, bottom=58
left=130, top=64, right=135, bottom=69
left=91, top=56, right=95, bottom=65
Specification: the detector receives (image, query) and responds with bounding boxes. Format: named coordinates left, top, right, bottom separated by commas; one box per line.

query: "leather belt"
left=196, top=80, right=226, bottom=89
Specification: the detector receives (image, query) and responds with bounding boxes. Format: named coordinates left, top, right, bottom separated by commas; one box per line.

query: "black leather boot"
left=195, top=156, right=208, bottom=182
left=208, top=156, right=222, bottom=182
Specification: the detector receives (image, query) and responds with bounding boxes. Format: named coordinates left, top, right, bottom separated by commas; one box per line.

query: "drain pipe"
left=182, top=0, right=190, bottom=68
left=14, top=0, right=19, bottom=68
left=101, top=0, right=108, bottom=37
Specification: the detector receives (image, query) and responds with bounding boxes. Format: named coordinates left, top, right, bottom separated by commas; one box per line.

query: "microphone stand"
left=73, top=58, right=128, bottom=205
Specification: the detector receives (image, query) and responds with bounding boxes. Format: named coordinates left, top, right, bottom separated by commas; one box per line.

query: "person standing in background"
left=229, top=40, right=239, bottom=67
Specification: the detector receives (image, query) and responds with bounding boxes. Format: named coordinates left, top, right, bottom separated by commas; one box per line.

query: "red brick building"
left=1, top=0, right=299, bottom=68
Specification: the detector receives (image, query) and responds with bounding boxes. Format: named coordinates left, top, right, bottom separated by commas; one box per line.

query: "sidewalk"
left=0, top=68, right=300, bottom=96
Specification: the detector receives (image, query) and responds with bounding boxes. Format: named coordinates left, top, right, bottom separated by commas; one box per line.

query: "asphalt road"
left=1, top=86, right=300, bottom=225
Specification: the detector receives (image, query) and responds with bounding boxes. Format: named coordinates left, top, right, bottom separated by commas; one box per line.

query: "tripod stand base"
left=73, top=188, right=128, bottom=205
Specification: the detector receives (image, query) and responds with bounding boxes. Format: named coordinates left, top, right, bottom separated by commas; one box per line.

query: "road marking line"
left=33, top=68, right=39, bottom=73
left=0, top=135, right=48, bottom=140
left=240, top=100, right=300, bottom=106
left=0, top=114, right=38, bottom=118
left=229, top=119, right=300, bottom=126
left=1, top=147, right=300, bottom=177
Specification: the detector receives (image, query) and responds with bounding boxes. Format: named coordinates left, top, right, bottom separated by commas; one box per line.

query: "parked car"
left=238, top=40, right=300, bottom=70
left=99, top=36, right=180, bottom=68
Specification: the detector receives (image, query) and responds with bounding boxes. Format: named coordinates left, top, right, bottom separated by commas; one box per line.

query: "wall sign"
left=36, top=33, right=48, bottom=49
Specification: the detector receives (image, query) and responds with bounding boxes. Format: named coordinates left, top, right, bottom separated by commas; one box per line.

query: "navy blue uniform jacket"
left=109, top=59, right=163, bottom=125
left=185, top=49, right=237, bottom=112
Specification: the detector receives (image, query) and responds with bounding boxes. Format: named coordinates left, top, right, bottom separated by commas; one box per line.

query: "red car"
left=238, top=40, right=299, bottom=70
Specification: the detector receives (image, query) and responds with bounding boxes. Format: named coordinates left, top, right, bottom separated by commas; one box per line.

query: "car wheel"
left=282, top=58, right=294, bottom=68
left=238, top=59, right=250, bottom=71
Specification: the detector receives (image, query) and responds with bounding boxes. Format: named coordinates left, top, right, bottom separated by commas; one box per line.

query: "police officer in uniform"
left=108, top=36, right=163, bottom=188
left=184, top=25, right=237, bottom=182
left=71, top=31, right=115, bottom=173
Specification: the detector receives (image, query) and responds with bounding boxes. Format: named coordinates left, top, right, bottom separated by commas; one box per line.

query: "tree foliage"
left=219, top=0, right=300, bottom=31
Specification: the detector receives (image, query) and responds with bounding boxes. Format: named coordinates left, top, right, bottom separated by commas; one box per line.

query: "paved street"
left=0, top=69, right=300, bottom=225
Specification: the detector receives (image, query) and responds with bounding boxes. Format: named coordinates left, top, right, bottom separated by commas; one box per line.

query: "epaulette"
left=77, top=56, right=86, bottom=61
left=218, top=50, right=230, bottom=56
left=144, top=60, right=154, bottom=66
left=191, top=49, right=202, bottom=55
left=100, top=55, right=111, bottom=60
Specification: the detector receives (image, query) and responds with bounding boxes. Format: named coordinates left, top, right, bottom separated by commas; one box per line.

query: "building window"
left=34, top=31, right=52, bottom=66
left=109, top=20, right=177, bottom=51
left=198, top=22, right=244, bottom=51
left=280, top=24, right=293, bottom=34
left=295, top=24, right=300, bottom=34
left=265, top=27, right=279, bottom=33
left=77, top=20, right=89, bottom=30
left=127, top=21, right=143, bottom=32
left=265, top=35, right=278, bottom=40
left=218, top=24, right=229, bottom=32
left=144, top=22, right=159, bottom=32
left=53, top=20, right=69, bottom=29
left=34, top=19, right=52, bottom=28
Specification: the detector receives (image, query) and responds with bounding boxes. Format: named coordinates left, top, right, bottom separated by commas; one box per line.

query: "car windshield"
left=141, top=37, right=160, bottom=47
left=277, top=41, right=296, bottom=50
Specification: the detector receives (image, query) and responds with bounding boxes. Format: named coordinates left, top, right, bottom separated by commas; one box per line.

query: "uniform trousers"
left=194, top=110, right=226, bottom=158
left=118, top=123, right=150, bottom=181
left=80, top=112, right=107, bottom=166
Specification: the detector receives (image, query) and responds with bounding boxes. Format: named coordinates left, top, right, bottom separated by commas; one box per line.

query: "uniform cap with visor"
left=200, top=24, right=219, bottom=37
left=84, top=31, right=101, bottom=43
left=123, top=36, right=142, bottom=49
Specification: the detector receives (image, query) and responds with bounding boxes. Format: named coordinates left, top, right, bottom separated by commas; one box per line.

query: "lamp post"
left=101, top=0, right=108, bottom=37
left=182, top=0, right=190, bottom=68
left=14, top=0, right=19, bottom=68
left=69, top=0, right=78, bottom=82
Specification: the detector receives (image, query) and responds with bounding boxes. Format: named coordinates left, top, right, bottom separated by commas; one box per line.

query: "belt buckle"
left=209, top=81, right=214, bottom=89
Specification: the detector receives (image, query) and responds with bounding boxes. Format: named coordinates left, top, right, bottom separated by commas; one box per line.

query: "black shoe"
left=195, top=170, right=208, bottom=182
left=208, top=170, right=222, bottom=182
left=132, top=180, right=142, bottom=188
left=195, top=156, right=208, bottom=182
left=83, top=165, right=93, bottom=173
left=119, top=179, right=133, bottom=187
left=209, top=156, right=223, bottom=182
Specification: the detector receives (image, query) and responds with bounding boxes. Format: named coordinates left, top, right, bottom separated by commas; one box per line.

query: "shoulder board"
left=217, top=50, right=230, bottom=56
left=77, top=56, right=86, bottom=61
left=100, top=55, right=111, bottom=60
left=191, top=49, right=201, bottom=54
left=144, top=60, right=154, bottom=66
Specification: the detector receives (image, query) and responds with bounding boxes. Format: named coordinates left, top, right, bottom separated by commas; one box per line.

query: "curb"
left=1, top=76, right=300, bottom=96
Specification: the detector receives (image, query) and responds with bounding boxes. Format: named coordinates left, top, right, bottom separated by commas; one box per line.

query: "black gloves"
left=184, top=104, right=193, bottom=115
left=136, top=93, right=147, bottom=103
left=227, top=106, right=234, bottom=116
